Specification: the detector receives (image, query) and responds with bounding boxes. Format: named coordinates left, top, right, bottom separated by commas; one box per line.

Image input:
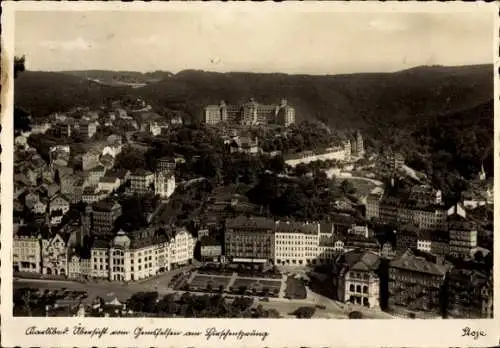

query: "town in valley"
left=12, top=11, right=494, bottom=321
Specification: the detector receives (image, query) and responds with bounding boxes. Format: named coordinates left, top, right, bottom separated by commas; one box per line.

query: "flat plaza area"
left=13, top=266, right=394, bottom=319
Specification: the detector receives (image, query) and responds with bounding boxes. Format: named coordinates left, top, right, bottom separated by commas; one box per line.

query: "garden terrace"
left=284, top=277, right=307, bottom=299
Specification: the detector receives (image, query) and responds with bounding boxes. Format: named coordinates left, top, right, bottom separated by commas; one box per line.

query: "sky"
left=14, top=9, right=495, bottom=75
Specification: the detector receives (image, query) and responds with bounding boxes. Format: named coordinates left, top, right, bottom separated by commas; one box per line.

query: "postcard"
left=1, top=1, right=499, bottom=347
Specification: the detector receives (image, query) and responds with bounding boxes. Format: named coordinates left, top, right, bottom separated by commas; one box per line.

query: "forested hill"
left=14, top=71, right=130, bottom=117
left=15, top=64, right=493, bottom=131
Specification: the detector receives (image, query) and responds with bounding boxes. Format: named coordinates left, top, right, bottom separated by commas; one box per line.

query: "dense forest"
left=15, top=63, right=494, bottom=202
left=15, top=65, right=492, bottom=130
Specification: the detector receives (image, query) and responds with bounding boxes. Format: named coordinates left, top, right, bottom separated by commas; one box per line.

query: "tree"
left=348, top=311, right=363, bottom=319
left=340, top=179, right=356, bottom=195
left=292, top=306, right=316, bottom=318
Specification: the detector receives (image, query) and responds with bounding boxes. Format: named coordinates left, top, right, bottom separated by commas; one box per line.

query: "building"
left=365, top=193, right=383, bottom=220
left=41, top=233, right=69, bottom=276
left=79, top=120, right=97, bottom=139
left=85, top=165, right=107, bottom=187
left=348, top=224, right=370, bottom=238
left=49, top=145, right=71, bottom=165
left=387, top=151, right=405, bottom=171
left=60, top=174, right=84, bottom=204
left=156, top=157, right=176, bottom=174
left=376, top=194, right=448, bottom=230
left=155, top=171, right=176, bottom=200
left=31, top=121, right=51, bottom=134
left=229, top=136, right=260, bottom=155
left=149, top=122, right=162, bottom=136
left=204, top=104, right=224, bottom=125
left=91, top=200, right=122, bottom=236
left=204, top=98, right=295, bottom=126
left=82, top=187, right=108, bottom=204
left=409, top=184, right=442, bottom=205
left=130, top=169, right=154, bottom=195
left=447, top=268, right=493, bottom=318
left=200, top=236, right=222, bottom=262
left=82, top=151, right=101, bottom=171
left=68, top=255, right=91, bottom=280
left=429, top=230, right=450, bottom=257
left=48, top=194, right=71, bottom=224
left=317, top=235, right=345, bottom=264
left=54, top=122, right=72, bottom=138
left=448, top=213, right=478, bottom=259
left=274, top=221, right=319, bottom=266
left=225, top=216, right=275, bottom=263
left=98, top=176, right=121, bottom=193
left=388, top=249, right=448, bottom=313
left=344, top=234, right=380, bottom=254
left=284, top=145, right=349, bottom=167
left=350, top=131, right=365, bottom=157
left=90, top=227, right=194, bottom=281
left=169, top=227, right=196, bottom=268
left=13, top=235, right=41, bottom=273
left=334, top=250, right=381, bottom=308
left=275, top=99, right=295, bottom=126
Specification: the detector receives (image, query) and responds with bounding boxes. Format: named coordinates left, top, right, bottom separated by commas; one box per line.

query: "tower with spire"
left=479, top=162, right=486, bottom=181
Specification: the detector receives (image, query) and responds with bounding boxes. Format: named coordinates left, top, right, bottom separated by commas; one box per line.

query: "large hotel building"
left=204, top=98, right=295, bottom=127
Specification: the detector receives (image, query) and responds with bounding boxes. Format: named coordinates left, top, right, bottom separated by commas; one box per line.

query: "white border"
left=1, top=2, right=499, bottom=347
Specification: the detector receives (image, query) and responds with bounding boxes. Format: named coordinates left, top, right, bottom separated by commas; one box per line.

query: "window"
left=350, top=284, right=355, bottom=292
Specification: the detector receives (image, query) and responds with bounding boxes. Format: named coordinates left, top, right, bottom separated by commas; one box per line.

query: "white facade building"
left=155, top=172, right=176, bottom=200
left=13, top=235, right=42, bottom=273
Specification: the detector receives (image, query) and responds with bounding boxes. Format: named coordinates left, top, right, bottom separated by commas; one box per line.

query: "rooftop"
left=389, top=249, right=448, bottom=276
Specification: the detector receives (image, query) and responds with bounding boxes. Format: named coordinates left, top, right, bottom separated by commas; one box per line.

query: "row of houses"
left=13, top=227, right=195, bottom=282
left=333, top=248, right=493, bottom=318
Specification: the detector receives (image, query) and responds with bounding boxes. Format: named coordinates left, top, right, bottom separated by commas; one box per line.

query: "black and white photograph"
left=1, top=2, right=499, bottom=347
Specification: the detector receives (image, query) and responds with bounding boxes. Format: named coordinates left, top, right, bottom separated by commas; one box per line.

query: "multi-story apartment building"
left=225, top=216, right=276, bottom=263
left=276, top=99, right=296, bottom=127
left=13, top=235, right=41, bottom=273
left=274, top=221, right=319, bottom=266
left=350, top=131, right=365, bottom=157
left=82, top=187, right=109, bottom=204
left=334, top=250, right=381, bottom=308
left=387, top=151, right=405, bottom=171
left=130, top=169, right=154, bottom=195
left=79, top=120, right=97, bottom=139
left=447, top=268, right=493, bottom=318
left=155, top=171, right=176, bottom=200
left=409, top=184, right=442, bottom=205
left=200, top=236, right=222, bottom=262
left=388, top=249, right=449, bottom=313
left=85, top=165, right=107, bottom=187
left=90, top=200, right=122, bottom=236
left=53, top=122, right=72, bottom=138
left=365, top=192, right=383, bottom=220
left=204, top=98, right=295, bottom=126
left=344, top=234, right=380, bottom=254
left=98, top=176, right=121, bottom=193
left=169, top=227, right=196, bottom=268
left=41, top=233, right=69, bottom=276
left=89, top=227, right=195, bottom=281
left=204, top=104, right=223, bottom=125
left=375, top=194, right=448, bottom=230
left=448, top=214, right=477, bottom=259
left=156, top=157, right=176, bottom=174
